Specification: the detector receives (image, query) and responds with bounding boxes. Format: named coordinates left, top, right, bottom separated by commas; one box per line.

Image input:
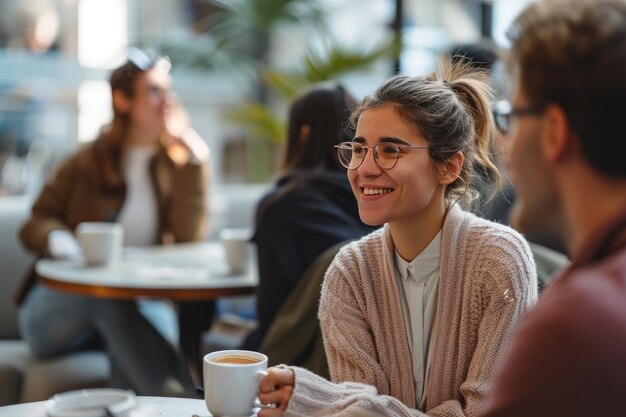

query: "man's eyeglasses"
left=128, top=47, right=171, bottom=74
left=493, top=100, right=545, bottom=134
left=334, top=141, right=430, bottom=170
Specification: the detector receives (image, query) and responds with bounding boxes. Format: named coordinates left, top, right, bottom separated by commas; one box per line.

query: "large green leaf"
left=235, top=37, right=398, bottom=145
left=201, top=0, right=326, bottom=34
left=227, top=103, right=286, bottom=144
left=262, top=37, right=399, bottom=98
left=302, top=38, right=400, bottom=82
left=262, top=71, right=309, bottom=100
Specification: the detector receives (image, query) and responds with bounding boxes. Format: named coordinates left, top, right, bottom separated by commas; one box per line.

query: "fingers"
left=259, top=367, right=295, bottom=392
left=259, top=383, right=293, bottom=407
left=257, top=367, right=295, bottom=417
left=181, top=128, right=210, bottom=162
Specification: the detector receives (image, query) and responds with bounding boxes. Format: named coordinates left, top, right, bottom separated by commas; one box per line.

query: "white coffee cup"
left=203, top=349, right=267, bottom=417
left=76, top=222, right=123, bottom=266
left=219, top=228, right=252, bottom=275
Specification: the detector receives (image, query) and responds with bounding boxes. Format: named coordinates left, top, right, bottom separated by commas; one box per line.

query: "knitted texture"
left=286, top=204, right=538, bottom=417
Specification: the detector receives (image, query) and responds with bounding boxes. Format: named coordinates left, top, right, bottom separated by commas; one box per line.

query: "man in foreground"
left=480, top=0, right=626, bottom=416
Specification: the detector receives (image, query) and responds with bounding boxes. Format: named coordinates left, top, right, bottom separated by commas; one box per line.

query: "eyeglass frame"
left=334, top=141, right=432, bottom=170
left=493, top=100, right=545, bottom=134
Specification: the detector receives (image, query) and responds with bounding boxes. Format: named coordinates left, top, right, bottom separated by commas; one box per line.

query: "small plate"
left=45, top=389, right=137, bottom=417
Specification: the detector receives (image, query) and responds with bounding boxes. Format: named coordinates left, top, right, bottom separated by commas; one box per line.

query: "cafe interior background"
left=0, top=0, right=533, bottom=195
left=0, top=0, right=534, bottom=406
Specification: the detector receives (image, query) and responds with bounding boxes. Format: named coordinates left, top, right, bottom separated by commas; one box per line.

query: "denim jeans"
left=19, top=284, right=194, bottom=396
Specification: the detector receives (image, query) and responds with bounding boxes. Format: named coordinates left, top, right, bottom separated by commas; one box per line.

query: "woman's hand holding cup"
left=257, top=366, right=295, bottom=417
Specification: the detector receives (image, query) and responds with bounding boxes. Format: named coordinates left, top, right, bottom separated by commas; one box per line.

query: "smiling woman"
left=255, top=59, right=538, bottom=417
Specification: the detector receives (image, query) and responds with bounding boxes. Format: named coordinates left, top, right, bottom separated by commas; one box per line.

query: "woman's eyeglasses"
left=334, top=141, right=430, bottom=170
left=493, top=100, right=545, bottom=134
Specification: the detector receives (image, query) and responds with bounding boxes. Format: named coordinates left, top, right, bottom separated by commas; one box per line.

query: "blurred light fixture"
left=78, top=81, right=111, bottom=142
left=78, top=0, right=128, bottom=68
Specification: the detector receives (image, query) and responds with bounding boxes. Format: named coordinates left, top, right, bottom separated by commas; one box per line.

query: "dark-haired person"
left=479, top=1, right=626, bottom=416
left=255, top=61, right=537, bottom=417
left=242, top=84, right=374, bottom=353
left=17, top=50, right=209, bottom=396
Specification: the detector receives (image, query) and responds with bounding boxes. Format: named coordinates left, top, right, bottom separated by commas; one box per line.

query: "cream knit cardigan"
left=285, top=204, right=538, bottom=417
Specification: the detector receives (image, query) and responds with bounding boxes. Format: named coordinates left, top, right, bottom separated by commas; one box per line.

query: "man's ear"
left=112, top=89, right=130, bottom=115
left=542, top=104, right=571, bottom=163
left=438, top=151, right=464, bottom=185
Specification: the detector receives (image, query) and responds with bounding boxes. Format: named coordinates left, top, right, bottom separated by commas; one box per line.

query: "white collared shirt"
left=394, top=231, right=441, bottom=410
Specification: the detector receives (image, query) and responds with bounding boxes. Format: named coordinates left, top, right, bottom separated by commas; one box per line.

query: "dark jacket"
left=16, top=136, right=208, bottom=304
left=242, top=170, right=374, bottom=351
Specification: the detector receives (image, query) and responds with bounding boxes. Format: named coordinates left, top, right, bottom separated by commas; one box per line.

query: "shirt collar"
left=394, top=231, right=442, bottom=282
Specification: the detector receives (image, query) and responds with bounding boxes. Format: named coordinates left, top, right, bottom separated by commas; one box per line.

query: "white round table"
left=35, top=242, right=257, bottom=300
left=0, top=396, right=210, bottom=417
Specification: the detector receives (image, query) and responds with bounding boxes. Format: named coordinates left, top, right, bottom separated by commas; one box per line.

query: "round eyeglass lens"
left=336, top=144, right=358, bottom=169
left=376, top=143, right=401, bottom=169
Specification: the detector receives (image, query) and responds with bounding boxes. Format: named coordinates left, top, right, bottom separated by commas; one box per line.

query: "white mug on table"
left=219, top=228, right=252, bottom=275
left=203, top=349, right=268, bottom=416
left=76, top=222, right=124, bottom=266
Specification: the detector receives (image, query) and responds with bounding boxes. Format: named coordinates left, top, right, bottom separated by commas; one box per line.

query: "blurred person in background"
left=5, top=0, right=60, bottom=53
left=242, top=84, right=374, bottom=354
left=256, top=61, right=537, bottom=417
left=16, top=49, right=210, bottom=397
left=480, top=1, right=626, bottom=416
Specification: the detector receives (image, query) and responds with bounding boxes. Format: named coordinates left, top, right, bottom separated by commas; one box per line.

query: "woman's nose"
left=358, top=148, right=382, bottom=176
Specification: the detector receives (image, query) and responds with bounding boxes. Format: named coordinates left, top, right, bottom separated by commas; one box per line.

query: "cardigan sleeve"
left=19, top=156, right=78, bottom=255
left=318, top=257, right=395, bottom=397
left=287, top=367, right=428, bottom=417
left=427, top=230, right=537, bottom=417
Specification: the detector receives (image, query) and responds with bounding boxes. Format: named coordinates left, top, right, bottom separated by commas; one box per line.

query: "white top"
left=394, top=231, right=441, bottom=410
left=117, top=146, right=158, bottom=247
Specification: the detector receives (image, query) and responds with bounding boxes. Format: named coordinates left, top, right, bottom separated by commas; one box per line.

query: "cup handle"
left=254, top=399, right=276, bottom=409
left=254, top=370, right=276, bottom=409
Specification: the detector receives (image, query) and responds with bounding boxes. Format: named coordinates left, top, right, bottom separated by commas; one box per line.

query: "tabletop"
left=36, top=242, right=257, bottom=300
left=0, top=396, right=210, bottom=417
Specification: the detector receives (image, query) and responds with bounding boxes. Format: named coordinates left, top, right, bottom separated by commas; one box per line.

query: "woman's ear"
left=438, top=151, right=464, bottom=185
left=299, top=124, right=311, bottom=144
left=112, top=89, right=130, bottom=115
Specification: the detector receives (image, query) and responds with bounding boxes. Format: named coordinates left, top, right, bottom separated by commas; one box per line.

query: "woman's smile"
left=361, top=186, right=395, bottom=196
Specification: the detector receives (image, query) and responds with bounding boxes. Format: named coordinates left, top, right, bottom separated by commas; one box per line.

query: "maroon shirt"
left=480, top=208, right=626, bottom=417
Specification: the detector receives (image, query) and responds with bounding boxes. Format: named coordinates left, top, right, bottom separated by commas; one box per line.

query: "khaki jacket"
left=16, top=136, right=209, bottom=303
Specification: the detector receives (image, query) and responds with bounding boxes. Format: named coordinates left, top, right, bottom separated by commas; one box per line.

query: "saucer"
left=45, top=389, right=137, bottom=417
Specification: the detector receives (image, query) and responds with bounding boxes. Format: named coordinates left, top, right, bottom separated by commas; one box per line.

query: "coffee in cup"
left=210, top=355, right=261, bottom=365
left=203, top=350, right=267, bottom=416
left=76, top=222, right=123, bottom=266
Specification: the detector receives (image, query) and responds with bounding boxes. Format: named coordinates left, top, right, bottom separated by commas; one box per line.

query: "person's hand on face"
left=257, top=367, right=295, bottom=417
left=164, top=102, right=210, bottom=165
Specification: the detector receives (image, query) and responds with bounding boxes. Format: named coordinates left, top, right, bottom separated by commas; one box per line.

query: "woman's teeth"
left=363, top=188, right=393, bottom=195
